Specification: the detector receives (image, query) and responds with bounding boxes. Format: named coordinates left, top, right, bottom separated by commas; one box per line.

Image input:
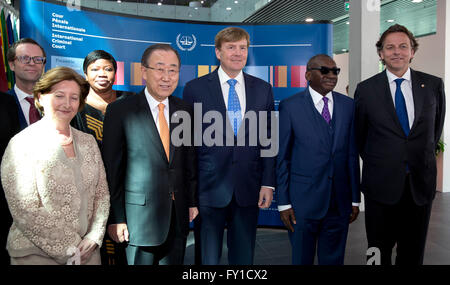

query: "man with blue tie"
left=355, top=24, right=446, bottom=265
left=6, top=38, right=46, bottom=130
left=183, top=27, right=276, bottom=265
left=277, top=54, right=360, bottom=265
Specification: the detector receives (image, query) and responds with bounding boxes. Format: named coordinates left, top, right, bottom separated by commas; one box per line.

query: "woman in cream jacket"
left=1, top=66, right=110, bottom=265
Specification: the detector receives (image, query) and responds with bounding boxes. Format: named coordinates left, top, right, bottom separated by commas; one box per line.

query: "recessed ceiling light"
left=386, top=19, right=395, bottom=23
left=158, top=2, right=162, bottom=6
left=346, top=21, right=350, bottom=25
left=412, top=0, right=423, bottom=3
left=117, top=0, right=121, bottom=3
left=305, top=18, right=314, bottom=22
left=226, top=7, right=232, bottom=10
left=235, top=0, right=239, bottom=3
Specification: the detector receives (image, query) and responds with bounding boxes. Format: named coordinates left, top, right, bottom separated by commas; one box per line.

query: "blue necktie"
left=394, top=78, right=410, bottom=136
left=227, top=79, right=242, bottom=136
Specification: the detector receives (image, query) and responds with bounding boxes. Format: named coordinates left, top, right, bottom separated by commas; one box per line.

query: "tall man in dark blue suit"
left=6, top=38, right=46, bottom=130
left=277, top=54, right=360, bottom=265
left=355, top=24, right=446, bottom=265
left=183, top=27, right=276, bottom=265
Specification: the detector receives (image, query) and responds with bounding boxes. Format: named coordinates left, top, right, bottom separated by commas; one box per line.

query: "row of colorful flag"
left=123, top=63, right=308, bottom=88
left=0, top=7, right=19, bottom=92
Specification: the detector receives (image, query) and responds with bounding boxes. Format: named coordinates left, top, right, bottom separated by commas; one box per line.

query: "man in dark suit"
left=7, top=38, right=46, bottom=130
left=183, top=27, right=276, bottom=265
left=0, top=92, right=20, bottom=265
left=277, top=54, right=360, bottom=265
left=102, top=44, right=198, bottom=265
left=355, top=24, right=446, bottom=265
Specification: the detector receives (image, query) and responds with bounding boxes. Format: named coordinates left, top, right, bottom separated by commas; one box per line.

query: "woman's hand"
left=77, top=238, right=98, bottom=265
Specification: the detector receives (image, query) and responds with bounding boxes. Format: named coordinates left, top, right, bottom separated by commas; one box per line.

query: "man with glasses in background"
left=277, top=54, right=360, bottom=265
left=102, top=44, right=198, bottom=265
left=7, top=38, right=46, bottom=130
left=1, top=38, right=46, bottom=265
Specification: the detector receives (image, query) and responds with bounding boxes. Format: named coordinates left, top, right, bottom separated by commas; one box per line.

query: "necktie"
left=25, top=97, right=41, bottom=125
left=394, top=78, right=410, bottom=136
left=321, top=97, right=331, bottom=124
left=158, top=103, right=170, bottom=160
left=227, top=79, right=242, bottom=136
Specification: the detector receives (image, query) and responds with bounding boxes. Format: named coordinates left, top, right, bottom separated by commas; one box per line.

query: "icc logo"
left=176, top=34, right=197, bottom=51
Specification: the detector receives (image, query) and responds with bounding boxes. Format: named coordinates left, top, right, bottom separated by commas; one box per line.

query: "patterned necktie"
left=227, top=79, right=242, bottom=136
left=158, top=103, right=170, bottom=160
left=25, top=97, right=41, bottom=125
left=394, top=78, right=410, bottom=136
left=321, top=97, right=331, bottom=124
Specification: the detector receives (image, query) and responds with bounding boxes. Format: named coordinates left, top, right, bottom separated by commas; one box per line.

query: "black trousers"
left=125, top=202, right=187, bottom=265
left=364, top=176, right=433, bottom=265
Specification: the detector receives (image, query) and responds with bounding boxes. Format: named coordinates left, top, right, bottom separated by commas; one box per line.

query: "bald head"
left=306, top=54, right=335, bottom=70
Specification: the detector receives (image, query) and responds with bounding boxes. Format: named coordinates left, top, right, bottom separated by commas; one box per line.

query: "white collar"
left=386, top=68, right=411, bottom=83
left=309, top=86, right=333, bottom=106
left=14, top=85, right=33, bottom=101
left=218, top=66, right=244, bottom=86
left=144, top=87, right=169, bottom=110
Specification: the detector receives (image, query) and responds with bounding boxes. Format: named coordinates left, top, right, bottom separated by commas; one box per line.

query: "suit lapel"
left=168, top=96, right=178, bottom=165
left=242, top=73, right=255, bottom=137
left=304, top=88, right=331, bottom=148
left=208, top=69, right=234, bottom=137
left=8, top=89, right=28, bottom=130
left=331, top=92, right=341, bottom=154
left=137, top=90, right=168, bottom=163
left=410, top=69, right=425, bottom=133
left=208, top=70, right=227, bottom=115
left=379, top=71, right=406, bottom=135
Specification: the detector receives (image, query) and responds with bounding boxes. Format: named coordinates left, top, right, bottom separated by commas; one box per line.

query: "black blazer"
left=0, top=92, right=20, bottom=159
left=0, top=92, right=20, bottom=262
left=102, top=90, right=197, bottom=247
left=355, top=69, right=446, bottom=206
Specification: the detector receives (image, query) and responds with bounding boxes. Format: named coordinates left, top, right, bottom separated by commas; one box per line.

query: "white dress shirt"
left=386, top=68, right=415, bottom=129
left=309, top=86, right=334, bottom=119
left=218, top=66, right=274, bottom=192
left=278, top=86, right=359, bottom=212
left=14, top=85, right=35, bottom=126
left=144, top=87, right=169, bottom=134
left=217, top=66, right=246, bottom=119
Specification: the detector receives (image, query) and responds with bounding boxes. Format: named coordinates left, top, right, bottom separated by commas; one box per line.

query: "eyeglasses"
left=143, top=65, right=179, bottom=77
left=15, top=55, right=46, bottom=65
left=308, top=66, right=341, bottom=75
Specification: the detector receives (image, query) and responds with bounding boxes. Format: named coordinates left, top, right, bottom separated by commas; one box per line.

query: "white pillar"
left=348, top=0, right=380, bottom=98
left=437, top=0, right=450, bottom=192
left=349, top=0, right=380, bottom=211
